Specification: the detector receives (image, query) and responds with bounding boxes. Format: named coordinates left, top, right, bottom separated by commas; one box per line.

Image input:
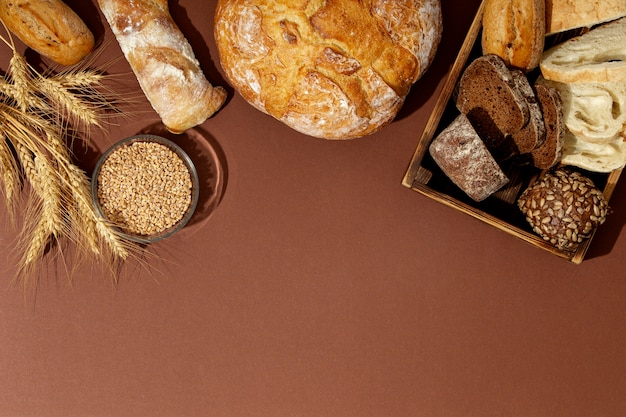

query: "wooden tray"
left=402, top=0, right=623, bottom=264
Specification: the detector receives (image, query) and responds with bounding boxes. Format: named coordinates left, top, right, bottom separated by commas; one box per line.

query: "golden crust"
left=481, top=0, right=545, bottom=73
left=214, top=0, right=442, bottom=140
left=98, top=0, right=227, bottom=134
left=0, top=0, right=94, bottom=66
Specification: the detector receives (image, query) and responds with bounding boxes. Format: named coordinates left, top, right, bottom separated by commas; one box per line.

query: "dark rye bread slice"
left=429, top=114, right=509, bottom=202
left=510, top=69, right=545, bottom=153
left=490, top=69, right=547, bottom=160
left=455, top=54, right=529, bottom=149
left=531, top=84, right=565, bottom=169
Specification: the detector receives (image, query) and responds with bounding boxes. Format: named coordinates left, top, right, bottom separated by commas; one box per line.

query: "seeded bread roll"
left=214, top=0, right=442, bottom=140
left=518, top=168, right=609, bottom=250
left=429, top=114, right=509, bottom=202
left=0, top=0, right=94, bottom=65
left=456, top=55, right=529, bottom=149
left=546, top=0, right=626, bottom=34
left=481, top=0, right=545, bottom=72
left=540, top=16, right=626, bottom=83
left=98, top=0, right=227, bottom=134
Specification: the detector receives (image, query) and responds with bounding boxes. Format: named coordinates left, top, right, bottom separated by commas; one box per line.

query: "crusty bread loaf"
left=0, top=0, right=94, bottom=65
left=429, top=114, right=509, bottom=202
left=481, top=0, right=545, bottom=72
left=560, top=130, right=626, bottom=172
left=530, top=84, right=564, bottom=169
left=214, top=0, right=442, bottom=140
left=98, top=0, right=227, bottom=134
left=545, top=0, right=626, bottom=34
left=535, top=76, right=626, bottom=172
left=456, top=54, right=529, bottom=149
left=540, top=16, right=626, bottom=83
left=536, top=76, right=626, bottom=144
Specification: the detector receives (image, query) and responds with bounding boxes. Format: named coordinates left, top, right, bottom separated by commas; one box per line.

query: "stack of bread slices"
left=429, top=0, right=626, bottom=203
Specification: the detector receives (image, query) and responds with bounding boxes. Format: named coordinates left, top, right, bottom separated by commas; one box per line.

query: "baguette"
left=540, top=16, right=626, bottom=83
left=0, top=0, right=94, bottom=66
left=481, top=0, right=545, bottom=72
left=98, top=0, right=227, bottom=134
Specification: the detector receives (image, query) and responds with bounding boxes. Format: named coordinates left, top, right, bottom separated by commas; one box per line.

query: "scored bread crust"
left=214, top=0, right=442, bottom=140
left=98, top=0, right=227, bottom=134
left=0, top=0, right=94, bottom=66
left=540, top=16, right=626, bottom=83
left=481, top=0, right=545, bottom=73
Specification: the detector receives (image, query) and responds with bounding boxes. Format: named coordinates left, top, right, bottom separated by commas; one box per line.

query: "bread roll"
left=518, top=168, right=609, bottom=250
left=540, top=17, right=626, bottom=83
left=214, top=0, right=442, bottom=140
left=481, top=0, right=545, bottom=72
left=546, top=0, right=626, bottom=34
left=98, top=0, right=227, bottom=134
left=0, top=0, right=94, bottom=66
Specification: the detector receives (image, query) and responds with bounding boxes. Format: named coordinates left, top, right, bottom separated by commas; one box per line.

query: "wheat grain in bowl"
left=92, top=135, right=199, bottom=243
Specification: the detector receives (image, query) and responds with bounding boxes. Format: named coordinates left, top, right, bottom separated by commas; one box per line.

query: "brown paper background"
left=1, top=1, right=625, bottom=416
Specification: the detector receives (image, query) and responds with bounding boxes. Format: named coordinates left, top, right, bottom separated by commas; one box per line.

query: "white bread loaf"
left=535, top=76, right=626, bottom=172
left=540, top=16, right=626, bottom=83
left=536, top=77, right=626, bottom=144
left=214, top=0, right=442, bottom=140
left=560, top=130, right=626, bottom=172
left=98, top=0, right=227, bottom=134
left=481, top=0, right=545, bottom=73
left=546, top=0, right=626, bottom=35
left=0, top=0, right=94, bottom=65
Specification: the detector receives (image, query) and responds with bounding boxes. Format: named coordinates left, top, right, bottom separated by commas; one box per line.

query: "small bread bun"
left=0, top=0, right=94, bottom=66
left=481, top=0, right=545, bottom=73
left=214, top=0, right=442, bottom=140
left=518, top=168, right=609, bottom=250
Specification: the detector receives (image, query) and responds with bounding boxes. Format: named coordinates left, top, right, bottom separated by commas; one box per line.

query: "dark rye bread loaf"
left=531, top=84, right=565, bottom=169
left=429, top=114, right=509, bottom=202
left=455, top=54, right=529, bottom=149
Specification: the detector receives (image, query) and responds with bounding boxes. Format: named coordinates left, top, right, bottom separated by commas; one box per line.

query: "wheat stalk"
left=0, top=31, right=141, bottom=286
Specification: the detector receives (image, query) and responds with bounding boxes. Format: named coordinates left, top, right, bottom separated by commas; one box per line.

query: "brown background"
left=2, top=1, right=626, bottom=416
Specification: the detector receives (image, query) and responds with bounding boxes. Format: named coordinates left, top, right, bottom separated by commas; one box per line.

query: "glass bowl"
left=91, top=134, right=200, bottom=244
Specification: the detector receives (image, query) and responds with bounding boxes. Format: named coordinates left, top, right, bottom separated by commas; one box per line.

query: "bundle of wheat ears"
left=0, top=34, right=138, bottom=285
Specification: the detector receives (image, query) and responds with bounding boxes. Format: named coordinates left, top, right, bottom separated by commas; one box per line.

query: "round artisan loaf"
left=214, top=0, right=442, bottom=140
